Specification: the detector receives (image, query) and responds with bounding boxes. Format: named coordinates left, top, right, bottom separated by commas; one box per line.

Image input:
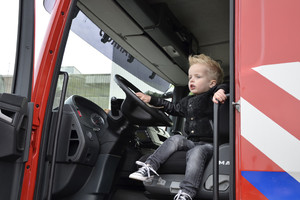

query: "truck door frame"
left=0, top=0, right=35, bottom=199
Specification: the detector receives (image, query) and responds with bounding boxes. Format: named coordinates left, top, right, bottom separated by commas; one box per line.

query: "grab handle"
left=213, top=94, right=230, bottom=200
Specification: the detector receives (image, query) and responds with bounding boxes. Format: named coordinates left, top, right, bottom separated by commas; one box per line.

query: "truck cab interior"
left=36, top=0, right=234, bottom=199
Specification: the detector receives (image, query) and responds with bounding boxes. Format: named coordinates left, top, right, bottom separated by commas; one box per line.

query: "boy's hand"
left=212, top=89, right=227, bottom=104
left=136, top=92, right=151, bottom=103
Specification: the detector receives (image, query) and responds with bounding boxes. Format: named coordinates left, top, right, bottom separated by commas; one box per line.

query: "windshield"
left=53, top=10, right=171, bottom=109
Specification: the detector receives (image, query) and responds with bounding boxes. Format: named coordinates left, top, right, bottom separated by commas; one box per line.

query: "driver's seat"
left=141, top=98, right=231, bottom=200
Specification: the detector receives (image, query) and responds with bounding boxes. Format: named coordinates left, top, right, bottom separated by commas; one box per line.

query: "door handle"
left=0, top=109, right=13, bottom=123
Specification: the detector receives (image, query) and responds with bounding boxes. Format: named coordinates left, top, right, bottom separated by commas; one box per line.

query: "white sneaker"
left=174, top=190, right=192, bottom=200
left=129, top=161, right=159, bottom=181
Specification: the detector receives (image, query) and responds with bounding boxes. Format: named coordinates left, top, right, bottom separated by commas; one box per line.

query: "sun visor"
left=116, top=0, right=198, bottom=73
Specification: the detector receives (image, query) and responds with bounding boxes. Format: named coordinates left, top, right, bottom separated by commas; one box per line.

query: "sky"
left=0, top=2, right=19, bottom=75
left=0, top=1, right=112, bottom=76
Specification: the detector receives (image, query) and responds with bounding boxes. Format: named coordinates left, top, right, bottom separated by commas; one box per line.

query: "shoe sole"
left=129, top=173, right=153, bottom=182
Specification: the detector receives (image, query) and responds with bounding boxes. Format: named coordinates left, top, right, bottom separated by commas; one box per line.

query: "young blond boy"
left=130, top=54, right=228, bottom=200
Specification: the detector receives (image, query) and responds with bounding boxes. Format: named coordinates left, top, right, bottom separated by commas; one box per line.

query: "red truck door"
left=235, top=0, right=300, bottom=199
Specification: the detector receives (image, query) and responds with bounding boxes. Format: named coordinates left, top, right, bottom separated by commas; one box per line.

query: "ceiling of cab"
left=77, top=0, right=229, bottom=86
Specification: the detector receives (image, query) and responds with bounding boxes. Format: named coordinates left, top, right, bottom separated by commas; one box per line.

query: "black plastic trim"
left=229, top=0, right=236, bottom=199
left=12, top=0, right=34, bottom=99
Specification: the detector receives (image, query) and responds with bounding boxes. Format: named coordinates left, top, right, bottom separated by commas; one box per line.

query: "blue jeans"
left=145, top=135, right=213, bottom=197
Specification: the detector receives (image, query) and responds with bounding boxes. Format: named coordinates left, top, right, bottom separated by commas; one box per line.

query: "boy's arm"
left=136, top=92, right=183, bottom=116
left=149, top=95, right=186, bottom=117
left=212, top=89, right=226, bottom=104
left=212, top=83, right=229, bottom=104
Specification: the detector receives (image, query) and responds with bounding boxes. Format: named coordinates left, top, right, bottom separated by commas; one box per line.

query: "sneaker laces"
left=174, top=190, right=192, bottom=200
left=136, top=161, right=159, bottom=178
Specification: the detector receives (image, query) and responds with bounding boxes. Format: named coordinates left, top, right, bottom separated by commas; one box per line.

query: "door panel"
left=0, top=94, right=33, bottom=199
left=0, top=94, right=28, bottom=160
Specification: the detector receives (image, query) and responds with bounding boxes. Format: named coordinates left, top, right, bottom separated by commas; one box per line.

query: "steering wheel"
left=114, top=74, right=173, bottom=126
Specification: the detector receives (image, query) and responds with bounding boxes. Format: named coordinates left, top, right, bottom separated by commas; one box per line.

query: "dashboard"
left=65, top=95, right=108, bottom=131
left=53, top=95, right=108, bottom=166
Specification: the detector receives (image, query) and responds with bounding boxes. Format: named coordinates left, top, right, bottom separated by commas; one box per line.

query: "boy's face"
left=188, top=63, right=216, bottom=95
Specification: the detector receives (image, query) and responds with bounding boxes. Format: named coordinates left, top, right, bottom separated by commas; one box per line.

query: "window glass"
left=53, top=11, right=171, bottom=110
left=0, top=1, right=19, bottom=93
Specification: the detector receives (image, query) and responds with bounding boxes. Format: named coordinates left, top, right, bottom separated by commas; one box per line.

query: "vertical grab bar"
left=213, top=94, right=229, bottom=200
left=213, top=102, right=220, bottom=200
left=47, top=72, right=69, bottom=200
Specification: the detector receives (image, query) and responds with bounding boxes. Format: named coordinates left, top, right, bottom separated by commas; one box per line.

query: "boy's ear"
left=209, top=80, right=217, bottom=88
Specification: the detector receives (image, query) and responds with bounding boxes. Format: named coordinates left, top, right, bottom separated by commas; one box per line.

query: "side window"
left=0, top=2, right=19, bottom=93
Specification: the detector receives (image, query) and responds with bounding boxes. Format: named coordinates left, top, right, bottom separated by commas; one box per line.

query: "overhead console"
left=77, top=0, right=198, bottom=85
left=115, top=0, right=198, bottom=72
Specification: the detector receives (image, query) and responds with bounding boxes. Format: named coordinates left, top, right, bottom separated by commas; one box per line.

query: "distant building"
left=0, top=75, right=13, bottom=93
left=1, top=66, right=111, bottom=109
left=53, top=66, right=111, bottom=109
left=61, top=66, right=82, bottom=74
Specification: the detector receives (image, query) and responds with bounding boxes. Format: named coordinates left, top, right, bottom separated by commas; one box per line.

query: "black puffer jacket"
left=149, top=84, right=228, bottom=142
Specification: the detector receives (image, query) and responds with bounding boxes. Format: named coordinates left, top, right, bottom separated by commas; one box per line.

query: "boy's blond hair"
left=188, top=54, right=224, bottom=84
